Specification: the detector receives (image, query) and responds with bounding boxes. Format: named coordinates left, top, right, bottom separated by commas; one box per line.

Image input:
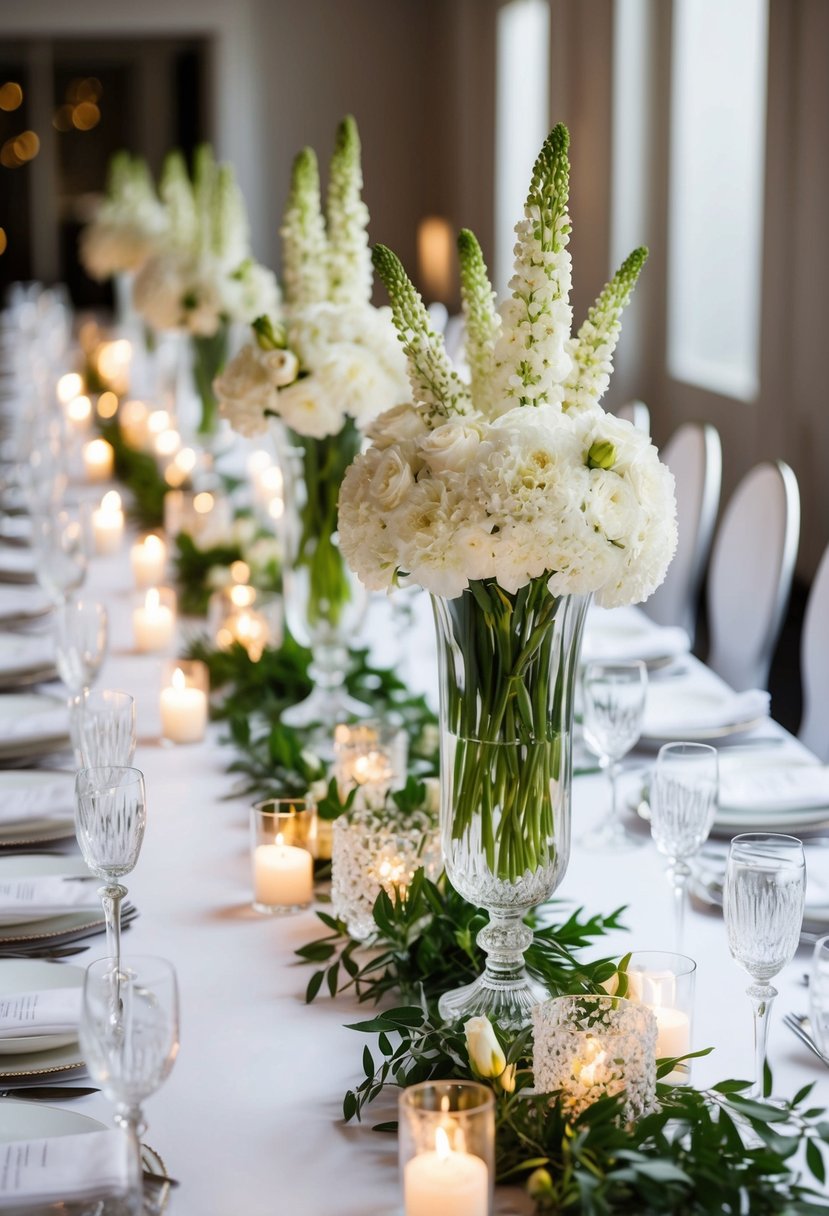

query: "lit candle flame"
left=56, top=372, right=84, bottom=404
left=101, top=490, right=122, bottom=512
left=146, top=588, right=160, bottom=611
left=172, top=667, right=185, bottom=691
left=435, top=1126, right=451, bottom=1161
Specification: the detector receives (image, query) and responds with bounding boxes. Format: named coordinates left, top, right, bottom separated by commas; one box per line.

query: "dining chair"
left=643, top=422, right=722, bottom=647
left=706, top=461, right=800, bottom=692
left=617, top=399, right=651, bottom=434
left=799, top=543, right=829, bottom=761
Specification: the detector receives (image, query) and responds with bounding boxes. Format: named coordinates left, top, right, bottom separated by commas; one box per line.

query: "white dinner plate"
left=640, top=687, right=766, bottom=747
left=0, top=769, right=75, bottom=844
left=582, top=610, right=689, bottom=670
left=0, top=547, right=35, bottom=584
left=0, top=632, right=57, bottom=687
left=0, top=584, right=50, bottom=627
left=0, top=959, right=83, bottom=1054
left=0, top=692, right=69, bottom=760
left=0, top=855, right=106, bottom=949
left=0, top=1099, right=104, bottom=1140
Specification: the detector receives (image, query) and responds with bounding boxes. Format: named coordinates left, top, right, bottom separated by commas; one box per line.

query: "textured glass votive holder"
left=532, top=995, right=658, bottom=1121
left=160, top=660, right=209, bottom=745
left=399, top=1080, right=494, bottom=1216
left=624, top=951, right=696, bottom=1084
left=331, top=806, right=441, bottom=941
left=333, top=719, right=408, bottom=799
left=250, top=799, right=315, bottom=915
left=209, top=586, right=283, bottom=661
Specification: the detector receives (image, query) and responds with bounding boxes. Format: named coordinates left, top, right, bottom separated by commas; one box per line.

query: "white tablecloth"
left=13, top=549, right=829, bottom=1215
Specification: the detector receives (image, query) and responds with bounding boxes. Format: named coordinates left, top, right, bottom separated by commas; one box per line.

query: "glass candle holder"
left=399, top=1080, right=494, bottom=1216
left=623, top=951, right=696, bottom=1084
left=130, top=533, right=168, bottom=589
left=91, top=490, right=124, bottom=556
left=331, top=805, right=441, bottom=941
left=333, top=720, right=409, bottom=800
left=160, top=659, right=209, bottom=745
left=163, top=488, right=232, bottom=544
left=532, top=995, right=658, bottom=1121
left=82, top=437, right=114, bottom=483
left=209, top=586, right=283, bottom=662
left=132, top=587, right=177, bottom=653
left=250, top=799, right=316, bottom=915
left=118, top=399, right=150, bottom=449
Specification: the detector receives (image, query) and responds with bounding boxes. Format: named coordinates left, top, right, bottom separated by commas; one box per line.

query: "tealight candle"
left=92, top=490, right=124, bottom=555
left=251, top=800, right=316, bottom=914
left=56, top=372, right=84, bottom=404
left=160, top=662, right=208, bottom=744
left=119, top=399, right=150, bottom=448
left=133, top=587, right=176, bottom=653
left=65, top=394, right=93, bottom=436
left=399, top=1082, right=494, bottom=1216
left=82, top=437, right=114, bottom=483
left=130, top=534, right=167, bottom=589
left=96, top=338, right=132, bottom=395
left=210, top=587, right=282, bottom=661
left=334, top=720, right=408, bottom=798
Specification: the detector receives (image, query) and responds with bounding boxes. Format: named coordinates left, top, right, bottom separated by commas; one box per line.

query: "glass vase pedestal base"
left=437, top=914, right=546, bottom=1031
left=281, top=642, right=371, bottom=758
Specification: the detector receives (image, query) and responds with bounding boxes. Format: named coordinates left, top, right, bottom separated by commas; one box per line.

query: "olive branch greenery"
left=97, top=416, right=168, bottom=528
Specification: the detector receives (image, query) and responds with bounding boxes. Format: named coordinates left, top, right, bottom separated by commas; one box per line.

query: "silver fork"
left=783, top=1012, right=829, bottom=1066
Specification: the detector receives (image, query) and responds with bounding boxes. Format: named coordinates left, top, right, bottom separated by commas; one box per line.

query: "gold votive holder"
left=399, top=1080, right=494, bottom=1216
left=532, top=995, right=657, bottom=1121
left=250, top=798, right=316, bottom=915
left=160, top=659, right=209, bottom=745
left=623, top=951, right=696, bottom=1084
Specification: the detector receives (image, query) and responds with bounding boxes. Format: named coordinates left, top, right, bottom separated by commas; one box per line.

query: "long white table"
left=29, top=540, right=819, bottom=1216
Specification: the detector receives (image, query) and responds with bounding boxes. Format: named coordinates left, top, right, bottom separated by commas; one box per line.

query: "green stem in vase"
left=293, top=419, right=362, bottom=631
left=191, top=323, right=230, bottom=436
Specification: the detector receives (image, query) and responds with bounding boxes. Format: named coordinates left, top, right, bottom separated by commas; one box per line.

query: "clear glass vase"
left=433, top=580, right=589, bottom=1029
left=276, top=421, right=369, bottom=748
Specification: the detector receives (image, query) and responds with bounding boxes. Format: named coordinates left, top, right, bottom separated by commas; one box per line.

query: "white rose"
left=370, top=448, right=414, bottom=510
left=367, top=403, right=428, bottom=450
left=584, top=469, right=640, bottom=543
left=214, top=345, right=274, bottom=438
left=418, top=419, right=482, bottom=474
left=276, top=374, right=345, bottom=439
left=464, top=1016, right=507, bottom=1079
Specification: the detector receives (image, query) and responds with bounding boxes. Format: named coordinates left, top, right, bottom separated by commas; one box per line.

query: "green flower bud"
left=527, top=1168, right=554, bottom=1199
left=586, top=440, right=617, bottom=470
left=252, top=315, right=286, bottom=351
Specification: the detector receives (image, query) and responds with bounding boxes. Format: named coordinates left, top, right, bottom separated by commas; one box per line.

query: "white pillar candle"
left=404, top=1128, right=488, bottom=1216
left=254, top=838, right=313, bottom=908
left=92, top=490, right=124, bottom=555
left=133, top=588, right=176, bottom=652
left=160, top=667, right=208, bottom=743
left=651, top=1006, right=691, bottom=1060
left=65, top=394, right=93, bottom=437
left=130, top=535, right=167, bottom=588
left=82, top=438, right=114, bottom=483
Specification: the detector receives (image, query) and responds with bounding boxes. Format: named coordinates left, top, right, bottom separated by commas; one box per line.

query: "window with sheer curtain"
left=494, top=0, right=550, bottom=295
left=667, top=0, right=769, bottom=402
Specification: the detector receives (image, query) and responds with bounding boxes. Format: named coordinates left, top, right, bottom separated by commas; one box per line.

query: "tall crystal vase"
left=189, top=324, right=230, bottom=440
left=434, top=580, right=590, bottom=1029
left=277, top=421, right=370, bottom=746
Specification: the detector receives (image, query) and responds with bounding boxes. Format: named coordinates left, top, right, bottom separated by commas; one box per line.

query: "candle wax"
left=404, top=1148, right=488, bottom=1216
left=130, top=538, right=167, bottom=588
left=133, top=594, right=175, bottom=652
left=254, top=843, right=313, bottom=908
left=160, top=682, right=207, bottom=744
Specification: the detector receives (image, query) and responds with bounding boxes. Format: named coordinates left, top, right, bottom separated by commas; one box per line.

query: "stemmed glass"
left=650, top=742, right=718, bottom=951
left=71, top=690, right=136, bottom=768
left=724, top=833, right=805, bottom=1096
left=581, top=660, right=648, bottom=850
left=74, top=766, right=146, bottom=970
left=55, top=597, right=108, bottom=697
left=80, top=955, right=179, bottom=1216
left=809, top=936, right=829, bottom=1056
left=32, top=509, right=88, bottom=605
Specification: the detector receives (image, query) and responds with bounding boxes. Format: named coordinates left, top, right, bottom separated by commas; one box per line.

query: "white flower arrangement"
left=79, top=151, right=166, bottom=281
left=133, top=146, right=279, bottom=337
left=214, top=117, right=408, bottom=440
left=338, top=125, right=677, bottom=609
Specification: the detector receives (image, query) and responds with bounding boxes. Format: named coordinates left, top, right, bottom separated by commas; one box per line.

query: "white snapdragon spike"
left=325, top=116, right=372, bottom=308
left=280, top=149, right=330, bottom=308
left=457, top=229, right=501, bottom=411
left=159, top=150, right=197, bottom=254
left=79, top=151, right=166, bottom=280
left=211, top=165, right=250, bottom=270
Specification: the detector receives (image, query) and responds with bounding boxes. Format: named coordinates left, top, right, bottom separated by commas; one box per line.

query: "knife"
left=0, top=1086, right=98, bottom=1100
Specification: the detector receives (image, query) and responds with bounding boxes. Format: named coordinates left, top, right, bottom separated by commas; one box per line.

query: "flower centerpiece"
left=337, top=124, right=677, bottom=1027
left=79, top=151, right=166, bottom=324
left=214, top=116, right=408, bottom=735
left=134, top=146, right=279, bottom=436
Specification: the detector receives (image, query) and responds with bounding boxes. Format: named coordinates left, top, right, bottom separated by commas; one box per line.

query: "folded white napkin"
left=0, top=587, right=46, bottom=618
left=0, top=636, right=53, bottom=673
left=0, top=988, right=81, bottom=1038
left=0, top=876, right=99, bottom=923
left=0, top=708, right=67, bottom=744
left=0, top=549, right=34, bottom=576
left=720, top=763, right=829, bottom=812
left=0, top=781, right=74, bottom=825
left=0, top=1131, right=129, bottom=1207
left=644, top=687, right=770, bottom=736
left=583, top=624, right=690, bottom=664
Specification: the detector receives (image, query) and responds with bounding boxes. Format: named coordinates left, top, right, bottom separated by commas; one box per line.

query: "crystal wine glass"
left=581, top=660, right=648, bottom=850
left=74, top=766, right=146, bottom=970
left=71, top=689, right=136, bottom=768
left=650, top=742, right=718, bottom=951
left=32, top=508, right=88, bottom=605
left=55, top=597, right=108, bottom=697
left=809, top=935, right=829, bottom=1056
left=724, top=833, right=805, bottom=1096
left=80, top=955, right=179, bottom=1216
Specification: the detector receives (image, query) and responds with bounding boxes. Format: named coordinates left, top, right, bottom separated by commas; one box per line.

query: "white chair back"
left=800, top=544, right=829, bottom=760
left=617, top=399, right=650, bottom=434
left=644, top=422, right=721, bottom=646
left=707, top=461, right=800, bottom=692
